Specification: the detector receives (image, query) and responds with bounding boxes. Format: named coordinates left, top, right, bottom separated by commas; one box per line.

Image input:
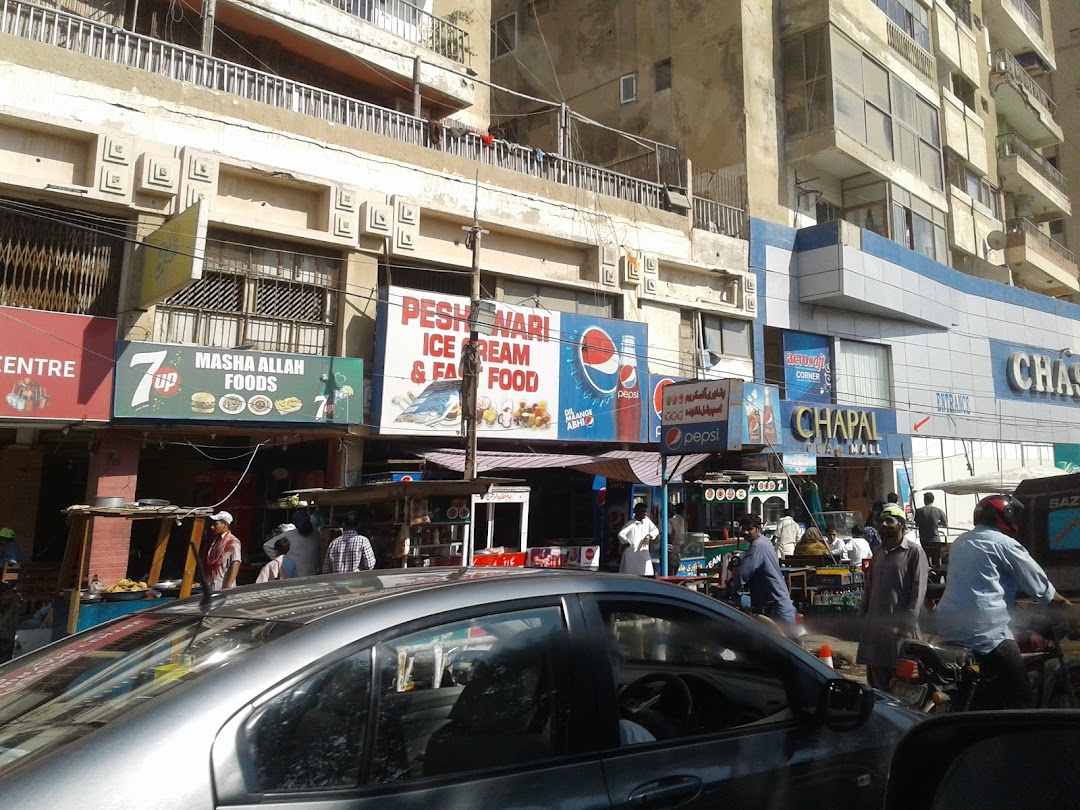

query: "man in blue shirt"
left=934, top=494, right=1070, bottom=709
left=733, top=514, right=797, bottom=638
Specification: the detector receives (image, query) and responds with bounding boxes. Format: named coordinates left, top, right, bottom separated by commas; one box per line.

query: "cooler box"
left=526, top=546, right=600, bottom=570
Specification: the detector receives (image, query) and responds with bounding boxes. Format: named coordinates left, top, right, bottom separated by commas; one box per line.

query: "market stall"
left=57, top=504, right=214, bottom=636
left=290, top=478, right=529, bottom=567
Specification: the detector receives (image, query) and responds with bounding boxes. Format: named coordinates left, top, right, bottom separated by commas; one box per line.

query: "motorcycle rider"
left=934, top=494, right=1071, bottom=709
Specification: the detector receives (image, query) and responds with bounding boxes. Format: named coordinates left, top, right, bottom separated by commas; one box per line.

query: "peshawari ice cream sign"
left=371, top=286, right=649, bottom=442
left=113, top=341, right=363, bottom=424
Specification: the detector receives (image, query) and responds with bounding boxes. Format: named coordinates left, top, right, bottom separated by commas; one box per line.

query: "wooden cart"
left=58, top=505, right=216, bottom=635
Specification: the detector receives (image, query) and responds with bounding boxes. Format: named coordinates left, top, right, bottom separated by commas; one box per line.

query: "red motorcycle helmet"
left=973, top=494, right=1025, bottom=539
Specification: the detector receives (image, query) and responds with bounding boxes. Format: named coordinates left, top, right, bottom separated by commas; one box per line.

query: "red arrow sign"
left=914, top=416, right=931, bottom=432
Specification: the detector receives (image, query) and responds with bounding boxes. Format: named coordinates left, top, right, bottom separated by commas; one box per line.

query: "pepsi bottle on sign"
left=614, top=336, right=642, bottom=441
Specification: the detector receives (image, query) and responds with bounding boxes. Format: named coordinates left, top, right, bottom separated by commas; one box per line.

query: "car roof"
left=153, top=568, right=609, bottom=625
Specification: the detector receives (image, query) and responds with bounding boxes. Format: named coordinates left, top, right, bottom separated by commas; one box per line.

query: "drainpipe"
left=202, top=0, right=216, bottom=55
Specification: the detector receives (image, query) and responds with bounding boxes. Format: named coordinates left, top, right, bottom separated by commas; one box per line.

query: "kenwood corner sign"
left=992, top=339, right=1080, bottom=410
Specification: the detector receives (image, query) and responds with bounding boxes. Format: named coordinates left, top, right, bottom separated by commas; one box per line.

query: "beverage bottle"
left=763, top=387, right=777, bottom=444
left=614, top=335, right=643, bottom=441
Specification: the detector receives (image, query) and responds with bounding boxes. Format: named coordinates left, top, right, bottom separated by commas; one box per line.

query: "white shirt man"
left=618, top=504, right=658, bottom=576
left=263, top=523, right=321, bottom=578
left=774, top=512, right=800, bottom=559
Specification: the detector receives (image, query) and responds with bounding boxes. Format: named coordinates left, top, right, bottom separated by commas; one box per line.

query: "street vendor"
left=203, top=511, right=242, bottom=590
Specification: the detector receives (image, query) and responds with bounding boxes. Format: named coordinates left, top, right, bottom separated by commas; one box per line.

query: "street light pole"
left=461, top=178, right=487, bottom=481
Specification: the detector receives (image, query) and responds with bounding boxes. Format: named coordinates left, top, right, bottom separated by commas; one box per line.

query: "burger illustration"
left=191, top=392, right=216, bottom=415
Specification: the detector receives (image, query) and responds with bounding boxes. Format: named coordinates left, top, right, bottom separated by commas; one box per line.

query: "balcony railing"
left=1003, top=0, right=1043, bottom=40
left=1007, top=217, right=1076, bottom=268
left=0, top=0, right=673, bottom=213
left=692, top=197, right=745, bottom=238
left=321, top=0, right=470, bottom=64
left=997, top=132, right=1067, bottom=194
left=885, top=19, right=936, bottom=82
left=991, top=48, right=1057, bottom=116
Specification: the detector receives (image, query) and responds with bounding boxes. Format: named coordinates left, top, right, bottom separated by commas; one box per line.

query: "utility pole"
left=461, top=176, right=487, bottom=481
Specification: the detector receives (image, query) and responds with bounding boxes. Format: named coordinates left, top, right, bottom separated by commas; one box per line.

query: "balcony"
left=1004, top=217, right=1078, bottom=294
left=945, top=0, right=974, bottom=29
left=318, top=0, right=470, bottom=64
left=983, top=0, right=1054, bottom=70
left=0, top=0, right=681, bottom=215
left=989, top=49, right=1063, bottom=148
left=996, top=133, right=1071, bottom=220
left=885, top=19, right=936, bottom=83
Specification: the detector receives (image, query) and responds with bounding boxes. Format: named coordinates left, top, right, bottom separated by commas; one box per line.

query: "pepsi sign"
left=662, top=422, right=728, bottom=453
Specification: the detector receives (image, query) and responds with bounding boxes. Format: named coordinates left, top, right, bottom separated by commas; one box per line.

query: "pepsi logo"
left=664, top=427, right=682, bottom=449
left=652, top=378, right=675, bottom=417
left=585, top=547, right=596, bottom=561
left=585, top=414, right=594, bottom=426
left=577, top=326, right=620, bottom=396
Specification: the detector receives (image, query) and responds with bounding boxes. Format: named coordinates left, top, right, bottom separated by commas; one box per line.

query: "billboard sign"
left=371, top=287, right=649, bottom=442
left=0, top=307, right=115, bottom=422
left=727, top=381, right=782, bottom=450
left=113, top=341, right=363, bottom=424
left=136, top=201, right=208, bottom=309
left=659, top=379, right=733, bottom=454
left=783, top=331, right=832, bottom=404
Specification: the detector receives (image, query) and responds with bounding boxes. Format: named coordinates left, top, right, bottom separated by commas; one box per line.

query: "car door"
left=580, top=593, right=887, bottom=810
left=213, top=596, right=611, bottom=810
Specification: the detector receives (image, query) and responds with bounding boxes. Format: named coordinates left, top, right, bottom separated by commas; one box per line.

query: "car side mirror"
left=884, top=711, right=1080, bottom=809
left=819, top=678, right=872, bottom=731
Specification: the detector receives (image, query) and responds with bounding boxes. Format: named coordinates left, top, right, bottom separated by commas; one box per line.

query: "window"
left=891, top=186, right=948, bottom=262
left=952, top=73, right=977, bottom=111
left=601, top=601, right=790, bottom=740
left=501, top=278, right=615, bottom=318
left=816, top=199, right=842, bottom=224
left=491, top=13, right=516, bottom=58
left=247, top=649, right=372, bottom=792
left=370, top=607, right=569, bottom=781
left=654, top=58, right=672, bottom=92
left=700, top=313, right=752, bottom=365
left=945, top=153, right=1002, bottom=219
left=155, top=231, right=339, bottom=354
left=783, top=28, right=830, bottom=136
left=834, top=339, right=891, bottom=409
left=620, top=73, right=638, bottom=103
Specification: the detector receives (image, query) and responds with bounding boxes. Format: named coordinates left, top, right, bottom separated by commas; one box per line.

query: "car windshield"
left=0, top=613, right=295, bottom=774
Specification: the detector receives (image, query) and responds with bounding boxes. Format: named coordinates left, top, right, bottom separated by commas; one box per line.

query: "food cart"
left=56, top=504, right=215, bottom=637
left=289, top=478, right=530, bottom=567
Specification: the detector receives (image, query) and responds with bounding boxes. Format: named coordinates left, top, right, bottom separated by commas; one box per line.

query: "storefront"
left=107, top=340, right=364, bottom=583
left=0, top=306, right=116, bottom=561
left=369, top=286, right=688, bottom=548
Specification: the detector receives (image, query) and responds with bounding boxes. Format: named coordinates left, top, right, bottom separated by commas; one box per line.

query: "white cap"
left=210, top=511, right=233, bottom=525
left=273, top=523, right=296, bottom=537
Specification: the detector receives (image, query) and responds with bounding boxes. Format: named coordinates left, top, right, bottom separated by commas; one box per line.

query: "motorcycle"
left=889, top=606, right=1080, bottom=712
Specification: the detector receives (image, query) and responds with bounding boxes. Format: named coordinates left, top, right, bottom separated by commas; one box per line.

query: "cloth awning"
left=925, top=465, right=1068, bottom=495
left=419, top=449, right=709, bottom=487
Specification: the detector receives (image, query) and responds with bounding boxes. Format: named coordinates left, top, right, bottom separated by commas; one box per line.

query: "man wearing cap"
left=0, top=527, right=22, bottom=567
left=856, top=503, right=929, bottom=690
left=203, top=511, right=242, bottom=590
left=263, top=523, right=320, bottom=578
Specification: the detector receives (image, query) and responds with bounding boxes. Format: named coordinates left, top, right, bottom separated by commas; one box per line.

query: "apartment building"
left=0, top=0, right=752, bottom=581
left=493, top=0, right=1074, bottom=295
left=1051, top=0, right=1080, bottom=265
left=496, top=0, right=1080, bottom=520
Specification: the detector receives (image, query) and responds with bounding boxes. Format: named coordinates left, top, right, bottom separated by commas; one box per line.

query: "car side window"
left=370, top=606, right=568, bottom=784
left=245, top=649, right=371, bottom=792
left=602, top=601, right=790, bottom=744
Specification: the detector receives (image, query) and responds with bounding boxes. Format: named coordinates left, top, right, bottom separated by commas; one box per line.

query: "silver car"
left=0, top=569, right=920, bottom=808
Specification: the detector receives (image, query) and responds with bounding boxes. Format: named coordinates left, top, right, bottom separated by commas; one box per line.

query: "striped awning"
left=419, top=449, right=709, bottom=486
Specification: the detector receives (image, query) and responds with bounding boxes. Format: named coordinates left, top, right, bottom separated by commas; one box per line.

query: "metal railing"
left=692, top=197, right=745, bottom=238
left=946, top=0, right=973, bottom=28
left=321, top=0, right=470, bottom=64
left=1003, top=0, right=1043, bottom=40
left=1007, top=217, right=1076, bottom=268
left=997, top=132, right=1067, bottom=194
left=1, top=0, right=671, bottom=213
left=991, top=48, right=1057, bottom=116
left=885, top=19, right=936, bottom=83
